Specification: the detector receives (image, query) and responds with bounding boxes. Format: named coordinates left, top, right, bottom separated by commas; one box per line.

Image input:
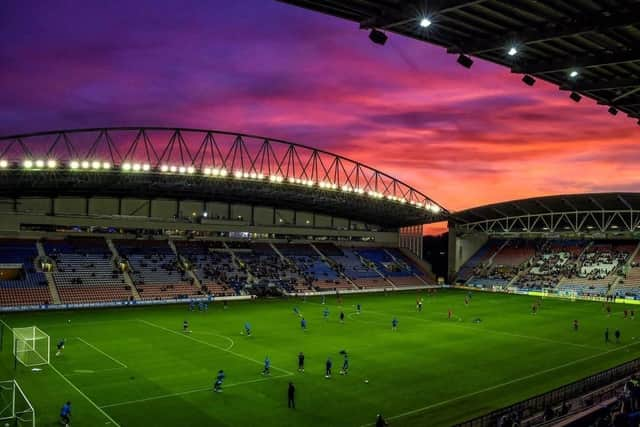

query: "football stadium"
left=1, top=1, right=640, bottom=427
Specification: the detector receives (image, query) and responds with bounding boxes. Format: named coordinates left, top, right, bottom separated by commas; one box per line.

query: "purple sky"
left=1, top=0, right=639, bottom=231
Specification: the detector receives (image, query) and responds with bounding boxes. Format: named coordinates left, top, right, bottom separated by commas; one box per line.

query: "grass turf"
left=1, top=289, right=640, bottom=426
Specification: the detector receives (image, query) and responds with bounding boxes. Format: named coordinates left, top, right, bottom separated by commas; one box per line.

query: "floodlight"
left=569, top=70, right=579, bottom=78
left=419, top=17, right=431, bottom=28
left=220, top=169, right=228, bottom=177
left=204, top=167, right=212, bottom=175
left=234, top=170, right=243, bottom=178
left=250, top=172, right=257, bottom=179
left=508, top=47, right=517, bottom=56
left=70, top=161, right=80, bottom=169
left=102, top=162, right=111, bottom=170
left=257, top=173, right=264, bottom=180
left=569, top=92, right=581, bottom=102
left=170, top=165, right=177, bottom=173
left=81, top=160, right=90, bottom=169
left=0, top=160, right=7, bottom=168
left=142, top=163, right=150, bottom=171
left=203, top=212, right=208, bottom=218
left=178, top=166, right=186, bottom=174
left=368, top=29, right=387, bottom=45
left=457, top=54, right=473, bottom=69
left=122, top=163, right=132, bottom=171
left=522, top=75, right=536, bottom=86
left=47, top=159, right=57, bottom=169
left=132, top=163, right=141, bottom=172
left=161, top=164, right=169, bottom=172
left=23, top=160, right=33, bottom=169
left=212, top=168, right=220, bottom=176
left=242, top=172, right=249, bottom=178
left=35, top=159, right=44, bottom=168
left=91, top=160, right=101, bottom=170
left=187, top=166, right=195, bottom=174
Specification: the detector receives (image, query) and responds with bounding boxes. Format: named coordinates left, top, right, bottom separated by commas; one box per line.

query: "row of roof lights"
left=0, top=159, right=443, bottom=212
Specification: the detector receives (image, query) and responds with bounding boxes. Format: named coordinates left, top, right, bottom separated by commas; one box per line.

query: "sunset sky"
left=1, top=0, right=638, bottom=219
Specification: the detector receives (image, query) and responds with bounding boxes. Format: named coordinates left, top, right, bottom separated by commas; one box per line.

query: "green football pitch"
left=1, top=289, right=640, bottom=427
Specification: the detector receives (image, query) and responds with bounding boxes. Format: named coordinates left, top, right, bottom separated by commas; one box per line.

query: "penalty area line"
left=137, top=319, right=294, bottom=375
left=75, top=337, right=128, bottom=368
left=358, top=339, right=640, bottom=426
left=0, top=319, right=120, bottom=427
left=100, top=373, right=292, bottom=409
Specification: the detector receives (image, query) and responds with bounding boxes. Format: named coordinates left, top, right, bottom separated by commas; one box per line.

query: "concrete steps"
left=106, top=239, right=140, bottom=301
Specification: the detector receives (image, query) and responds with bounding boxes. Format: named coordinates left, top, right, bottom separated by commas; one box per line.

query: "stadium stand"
left=275, top=244, right=352, bottom=291
left=514, top=240, right=587, bottom=290
left=356, top=247, right=431, bottom=288
left=45, top=237, right=133, bottom=304
left=460, top=239, right=638, bottom=295
left=116, top=239, right=199, bottom=301
left=556, top=241, right=635, bottom=297
left=0, top=239, right=50, bottom=306
left=174, top=240, right=238, bottom=296
left=455, top=239, right=505, bottom=283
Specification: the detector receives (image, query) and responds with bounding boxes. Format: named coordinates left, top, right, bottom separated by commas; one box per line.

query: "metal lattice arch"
left=0, top=127, right=446, bottom=227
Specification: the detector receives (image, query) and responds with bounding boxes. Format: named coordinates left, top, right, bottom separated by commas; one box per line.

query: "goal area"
left=0, top=380, right=35, bottom=427
left=12, top=326, right=49, bottom=367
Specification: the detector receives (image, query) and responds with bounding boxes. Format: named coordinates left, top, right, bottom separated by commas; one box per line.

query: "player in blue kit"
left=262, top=356, right=271, bottom=376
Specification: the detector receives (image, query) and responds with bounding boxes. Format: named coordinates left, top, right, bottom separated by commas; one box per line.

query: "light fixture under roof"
left=508, top=47, right=517, bottom=56
left=569, top=70, right=579, bottom=78
left=419, top=17, right=431, bottom=28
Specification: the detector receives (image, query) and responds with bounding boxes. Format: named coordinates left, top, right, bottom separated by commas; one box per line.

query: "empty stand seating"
left=116, top=239, right=198, bottom=300
left=515, top=240, right=587, bottom=289
left=46, top=237, right=132, bottom=304
left=275, top=244, right=349, bottom=291
left=556, top=241, right=635, bottom=296
left=174, top=240, right=238, bottom=296
left=456, top=239, right=505, bottom=283
left=0, top=239, right=50, bottom=306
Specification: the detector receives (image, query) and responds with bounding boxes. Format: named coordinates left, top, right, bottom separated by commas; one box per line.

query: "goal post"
left=12, top=326, right=49, bottom=368
left=0, top=380, right=35, bottom=427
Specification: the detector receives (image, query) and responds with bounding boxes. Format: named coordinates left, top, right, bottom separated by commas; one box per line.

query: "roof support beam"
left=512, top=48, right=640, bottom=74
left=447, top=4, right=640, bottom=55
left=560, top=78, right=640, bottom=92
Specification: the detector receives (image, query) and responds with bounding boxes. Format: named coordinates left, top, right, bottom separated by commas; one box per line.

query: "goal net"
left=0, top=380, right=35, bottom=427
left=13, top=326, right=49, bottom=367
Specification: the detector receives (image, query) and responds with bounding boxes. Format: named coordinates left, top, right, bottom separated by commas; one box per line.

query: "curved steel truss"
left=0, top=127, right=446, bottom=225
left=456, top=210, right=640, bottom=235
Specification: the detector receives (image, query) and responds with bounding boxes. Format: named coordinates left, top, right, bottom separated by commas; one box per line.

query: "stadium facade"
left=0, top=127, right=444, bottom=310
left=449, top=193, right=640, bottom=300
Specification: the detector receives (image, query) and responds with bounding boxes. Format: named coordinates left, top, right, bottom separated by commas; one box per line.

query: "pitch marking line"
left=137, top=319, right=294, bottom=375
left=100, top=373, right=292, bottom=409
left=358, top=339, right=640, bottom=427
left=75, top=337, right=128, bottom=368
left=0, top=319, right=121, bottom=427
left=190, top=330, right=235, bottom=350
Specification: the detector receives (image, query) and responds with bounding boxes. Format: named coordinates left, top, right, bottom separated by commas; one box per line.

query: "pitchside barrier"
left=454, top=285, right=640, bottom=305
left=0, top=285, right=441, bottom=313
left=454, top=356, right=640, bottom=427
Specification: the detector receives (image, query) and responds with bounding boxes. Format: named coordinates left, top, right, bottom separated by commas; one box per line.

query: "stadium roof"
left=281, top=0, right=640, bottom=123
left=451, top=192, right=640, bottom=234
left=0, top=127, right=447, bottom=227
